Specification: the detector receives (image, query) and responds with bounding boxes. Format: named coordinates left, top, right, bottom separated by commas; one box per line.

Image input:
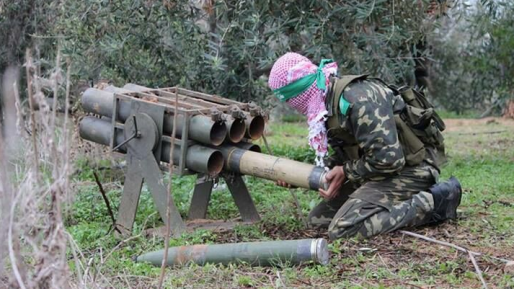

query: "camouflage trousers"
left=309, top=162, right=439, bottom=239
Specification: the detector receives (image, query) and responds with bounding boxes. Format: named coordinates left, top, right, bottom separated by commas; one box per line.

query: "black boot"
left=429, top=176, right=462, bottom=222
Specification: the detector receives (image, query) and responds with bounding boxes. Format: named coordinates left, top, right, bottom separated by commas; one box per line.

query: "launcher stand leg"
left=225, top=174, right=260, bottom=222
left=115, top=111, right=185, bottom=237
left=188, top=175, right=214, bottom=220
left=143, top=156, right=186, bottom=236
left=116, top=164, right=144, bottom=235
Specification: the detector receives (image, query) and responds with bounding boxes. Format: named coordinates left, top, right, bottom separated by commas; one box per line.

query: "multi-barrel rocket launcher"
left=79, top=84, right=329, bottom=236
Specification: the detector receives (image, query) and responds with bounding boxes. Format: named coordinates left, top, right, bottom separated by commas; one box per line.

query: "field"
left=68, top=117, right=514, bottom=288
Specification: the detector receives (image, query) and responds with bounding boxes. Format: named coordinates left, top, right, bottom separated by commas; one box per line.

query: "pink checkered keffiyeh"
left=268, top=53, right=338, bottom=167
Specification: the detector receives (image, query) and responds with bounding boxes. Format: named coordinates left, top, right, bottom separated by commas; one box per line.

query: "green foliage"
left=281, top=114, right=306, bottom=123
left=56, top=0, right=442, bottom=102
left=0, top=0, right=55, bottom=70
left=430, top=0, right=514, bottom=113
left=269, top=144, right=315, bottom=163
left=437, top=110, right=480, bottom=119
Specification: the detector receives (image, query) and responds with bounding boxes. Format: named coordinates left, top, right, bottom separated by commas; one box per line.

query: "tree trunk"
left=503, top=99, right=514, bottom=119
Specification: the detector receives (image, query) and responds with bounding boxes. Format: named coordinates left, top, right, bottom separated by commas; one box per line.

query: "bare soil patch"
left=444, top=117, right=514, bottom=132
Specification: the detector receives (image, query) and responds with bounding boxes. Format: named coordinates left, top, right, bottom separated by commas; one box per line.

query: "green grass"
left=67, top=118, right=514, bottom=288
left=437, top=110, right=481, bottom=119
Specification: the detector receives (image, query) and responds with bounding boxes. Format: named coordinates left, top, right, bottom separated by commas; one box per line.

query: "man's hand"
left=276, top=180, right=297, bottom=189
left=319, top=166, right=346, bottom=200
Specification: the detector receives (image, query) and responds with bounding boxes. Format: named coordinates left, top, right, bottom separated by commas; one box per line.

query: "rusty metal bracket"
left=248, top=102, right=262, bottom=117
left=230, top=105, right=246, bottom=120
left=209, top=107, right=225, bottom=122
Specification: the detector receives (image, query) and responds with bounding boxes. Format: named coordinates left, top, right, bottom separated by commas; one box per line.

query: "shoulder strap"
left=326, top=75, right=367, bottom=124
left=333, top=75, right=367, bottom=116
left=368, top=77, right=400, bottom=95
left=332, top=75, right=368, bottom=101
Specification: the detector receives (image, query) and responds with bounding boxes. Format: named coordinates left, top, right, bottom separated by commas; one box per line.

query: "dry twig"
left=25, top=49, right=39, bottom=180
left=50, top=45, right=61, bottom=131
left=62, top=58, right=72, bottom=203
left=468, top=250, right=488, bottom=289
left=399, top=230, right=510, bottom=289
left=92, top=171, right=120, bottom=234
left=261, top=134, right=273, bottom=155
left=157, top=88, right=181, bottom=289
left=399, top=230, right=512, bottom=263
left=454, top=130, right=509, bottom=136
left=12, top=82, right=25, bottom=137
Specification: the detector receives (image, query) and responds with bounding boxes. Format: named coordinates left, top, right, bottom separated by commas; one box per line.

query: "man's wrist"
left=341, top=162, right=356, bottom=183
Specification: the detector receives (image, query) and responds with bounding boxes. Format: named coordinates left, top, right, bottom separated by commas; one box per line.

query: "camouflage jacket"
left=327, top=79, right=432, bottom=183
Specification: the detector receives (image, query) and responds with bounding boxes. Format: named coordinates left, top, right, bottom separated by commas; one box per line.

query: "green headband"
left=273, top=58, right=334, bottom=102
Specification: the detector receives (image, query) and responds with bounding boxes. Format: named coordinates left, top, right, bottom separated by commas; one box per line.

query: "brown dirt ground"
left=444, top=117, right=514, bottom=132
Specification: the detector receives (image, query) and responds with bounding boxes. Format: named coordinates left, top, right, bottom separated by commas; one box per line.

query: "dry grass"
left=0, top=49, right=75, bottom=289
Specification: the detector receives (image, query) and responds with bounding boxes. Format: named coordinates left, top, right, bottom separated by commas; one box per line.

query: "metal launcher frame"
left=109, top=87, right=264, bottom=236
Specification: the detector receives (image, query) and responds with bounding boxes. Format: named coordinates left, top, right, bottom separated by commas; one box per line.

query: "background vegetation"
left=430, top=0, right=514, bottom=114
left=1, top=0, right=513, bottom=113
left=57, top=0, right=443, bottom=101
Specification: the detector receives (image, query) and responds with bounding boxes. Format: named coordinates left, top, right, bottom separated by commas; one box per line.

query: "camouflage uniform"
left=309, top=79, right=441, bottom=239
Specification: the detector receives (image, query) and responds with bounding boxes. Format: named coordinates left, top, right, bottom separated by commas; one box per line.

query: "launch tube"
left=122, top=84, right=247, bottom=143
left=216, top=145, right=328, bottom=191
left=244, top=115, right=265, bottom=140
left=79, top=116, right=224, bottom=175
left=233, top=142, right=261, bottom=152
left=135, top=238, right=329, bottom=267
left=225, top=117, right=246, bottom=143
left=103, top=85, right=131, bottom=94
left=81, top=88, right=227, bottom=146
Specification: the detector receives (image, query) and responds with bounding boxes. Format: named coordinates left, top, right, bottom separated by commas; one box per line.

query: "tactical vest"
left=325, top=75, right=447, bottom=168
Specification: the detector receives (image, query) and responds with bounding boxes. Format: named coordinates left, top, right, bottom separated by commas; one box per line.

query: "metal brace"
left=112, top=115, right=141, bottom=152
